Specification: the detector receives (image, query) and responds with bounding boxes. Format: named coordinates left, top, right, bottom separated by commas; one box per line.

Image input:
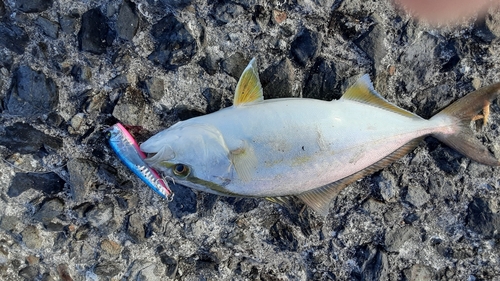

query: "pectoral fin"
left=233, top=58, right=264, bottom=106
left=229, top=140, right=258, bottom=182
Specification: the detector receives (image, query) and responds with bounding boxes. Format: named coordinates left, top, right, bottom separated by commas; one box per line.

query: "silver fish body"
left=144, top=97, right=440, bottom=194
left=141, top=59, right=500, bottom=214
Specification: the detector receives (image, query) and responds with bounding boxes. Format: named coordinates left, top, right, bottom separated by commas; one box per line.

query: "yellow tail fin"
left=431, top=83, right=500, bottom=166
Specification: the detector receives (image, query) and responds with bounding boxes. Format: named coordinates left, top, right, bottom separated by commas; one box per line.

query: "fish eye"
left=173, top=163, right=190, bottom=177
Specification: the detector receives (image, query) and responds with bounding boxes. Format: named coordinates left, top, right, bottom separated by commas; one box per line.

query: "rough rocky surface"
left=5, top=66, right=59, bottom=116
left=0, top=0, right=500, bottom=280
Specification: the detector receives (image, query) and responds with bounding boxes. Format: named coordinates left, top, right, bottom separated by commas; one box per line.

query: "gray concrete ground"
left=1, top=0, right=500, bottom=280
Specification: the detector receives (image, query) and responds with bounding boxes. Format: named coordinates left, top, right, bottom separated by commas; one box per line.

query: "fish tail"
left=431, top=82, right=500, bottom=166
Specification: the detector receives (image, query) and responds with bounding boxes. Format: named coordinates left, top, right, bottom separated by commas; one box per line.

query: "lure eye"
left=105, top=131, right=112, bottom=139
left=173, top=163, right=190, bottom=177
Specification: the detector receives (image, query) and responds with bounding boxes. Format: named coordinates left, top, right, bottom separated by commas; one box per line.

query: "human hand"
left=394, top=0, right=498, bottom=24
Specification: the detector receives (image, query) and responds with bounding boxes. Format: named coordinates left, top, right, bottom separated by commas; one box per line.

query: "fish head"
left=140, top=122, right=233, bottom=195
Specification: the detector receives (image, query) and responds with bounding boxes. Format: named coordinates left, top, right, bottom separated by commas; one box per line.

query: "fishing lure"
left=106, top=123, right=173, bottom=200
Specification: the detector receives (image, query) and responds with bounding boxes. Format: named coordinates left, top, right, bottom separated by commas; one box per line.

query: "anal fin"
left=265, top=196, right=291, bottom=206
left=297, top=137, right=425, bottom=216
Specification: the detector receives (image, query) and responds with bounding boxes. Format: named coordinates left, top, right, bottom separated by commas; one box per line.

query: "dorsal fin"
left=341, top=75, right=421, bottom=119
left=233, top=58, right=264, bottom=106
left=297, top=137, right=424, bottom=215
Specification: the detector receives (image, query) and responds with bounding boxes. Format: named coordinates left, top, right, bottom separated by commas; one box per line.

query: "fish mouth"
left=143, top=145, right=175, bottom=167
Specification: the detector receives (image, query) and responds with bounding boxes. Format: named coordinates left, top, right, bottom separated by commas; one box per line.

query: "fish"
left=106, top=123, right=173, bottom=200
left=140, top=58, right=500, bottom=215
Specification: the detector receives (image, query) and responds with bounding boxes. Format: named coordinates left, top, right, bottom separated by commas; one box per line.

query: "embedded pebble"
left=0, top=216, right=18, bottom=232
left=212, top=2, right=245, bottom=25
left=127, top=260, right=164, bottom=280
left=0, top=1, right=5, bottom=18
left=26, top=255, right=40, bottom=265
left=168, top=183, right=197, bottom=218
left=7, top=172, right=65, bottom=197
left=221, top=52, right=248, bottom=80
left=385, top=226, right=420, bottom=252
left=202, top=88, right=227, bottom=113
left=398, top=32, right=442, bottom=93
left=112, top=87, right=145, bottom=125
left=302, top=57, right=337, bottom=100
left=14, top=0, right=53, bottom=13
left=78, top=8, right=115, bottom=54
left=354, top=16, right=387, bottom=72
left=70, top=65, right=92, bottom=83
left=108, top=74, right=128, bottom=89
left=0, top=246, right=8, bottom=264
left=148, top=14, right=197, bottom=71
left=373, top=171, right=399, bottom=202
left=18, top=265, right=39, bottom=280
left=485, top=8, right=500, bottom=38
left=85, top=200, right=115, bottom=229
left=0, top=123, right=62, bottom=154
left=0, top=22, right=29, bottom=54
left=272, top=10, right=286, bottom=24
left=408, top=264, right=435, bottom=281
left=94, top=261, right=121, bottom=279
left=404, top=185, right=431, bottom=208
left=289, top=28, right=320, bottom=67
left=198, top=53, right=220, bottom=75
left=33, top=198, right=65, bottom=231
left=4, top=66, right=59, bottom=116
left=261, top=58, right=296, bottom=99
left=269, top=220, right=298, bottom=251
left=141, top=77, right=165, bottom=101
left=67, top=159, right=98, bottom=203
left=57, top=264, right=73, bottom=281
left=100, top=239, right=121, bottom=256
left=21, top=225, right=42, bottom=250
left=35, top=16, right=59, bottom=39
left=127, top=212, right=146, bottom=243
left=69, top=113, right=85, bottom=133
left=466, top=197, right=498, bottom=238
left=428, top=174, right=456, bottom=200
left=116, top=0, right=139, bottom=40
left=59, top=13, right=78, bottom=34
